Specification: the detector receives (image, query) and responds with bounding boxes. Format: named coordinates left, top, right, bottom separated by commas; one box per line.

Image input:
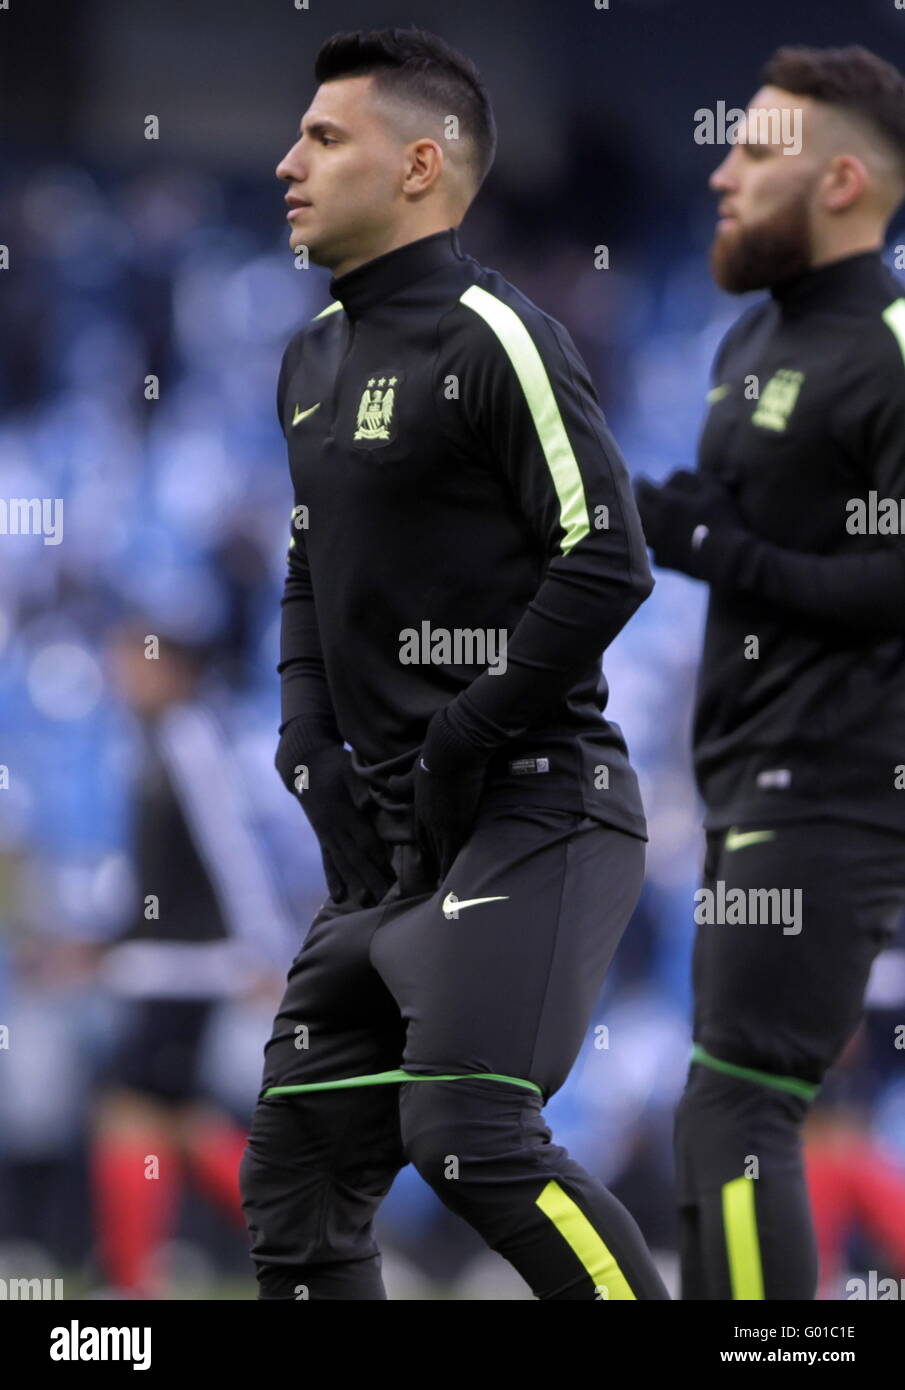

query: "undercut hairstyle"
left=314, top=27, right=497, bottom=194
left=761, top=45, right=905, bottom=180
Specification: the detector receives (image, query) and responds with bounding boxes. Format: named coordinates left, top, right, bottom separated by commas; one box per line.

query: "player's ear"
left=402, top=138, right=443, bottom=197
left=822, top=153, right=867, bottom=213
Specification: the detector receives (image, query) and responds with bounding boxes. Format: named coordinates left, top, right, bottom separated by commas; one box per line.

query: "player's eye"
left=320, top=135, right=337, bottom=146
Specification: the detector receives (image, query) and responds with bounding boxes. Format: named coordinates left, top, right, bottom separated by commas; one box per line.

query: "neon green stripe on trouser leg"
left=263, top=1067, right=543, bottom=1098
left=690, top=1042, right=819, bottom=1102
left=722, top=1176, right=765, bottom=1299
left=535, top=1179, right=637, bottom=1299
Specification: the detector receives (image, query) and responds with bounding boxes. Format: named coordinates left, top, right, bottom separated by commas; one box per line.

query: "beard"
left=710, top=197, right=813, bottom=293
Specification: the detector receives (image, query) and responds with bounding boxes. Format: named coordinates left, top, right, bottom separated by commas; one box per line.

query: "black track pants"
left=675, top=819, right=905, bottom=1300
left=240, top=803, right=669, bottom=1301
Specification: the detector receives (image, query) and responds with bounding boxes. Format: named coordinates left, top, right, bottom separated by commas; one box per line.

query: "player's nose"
left=709, top=153, right=733, bottom=192
left=276, top=140, right=305, bottom=184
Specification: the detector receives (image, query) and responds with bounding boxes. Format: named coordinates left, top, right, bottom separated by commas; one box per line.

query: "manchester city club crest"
left=352, top=371, right=404, bottom=449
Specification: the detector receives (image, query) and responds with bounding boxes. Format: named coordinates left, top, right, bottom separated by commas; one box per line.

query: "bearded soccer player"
left=635, top=46, right=905, bottom=1300
left=238, top=28, right=668, bottom=1301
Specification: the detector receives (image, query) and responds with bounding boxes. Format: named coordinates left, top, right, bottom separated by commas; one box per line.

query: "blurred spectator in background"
left=805, top=920, right=905, bottom=1299
left=88, top=619, right=289, bottom=1297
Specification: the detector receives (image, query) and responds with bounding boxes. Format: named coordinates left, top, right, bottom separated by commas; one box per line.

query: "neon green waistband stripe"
left=264, top=1067, right=542, bottom=1098
left=536, top=1180, right=637, bottom=1300
left=690, top=1043, right=819, bottom=1101
left=722, top=1176, right=765, bottom=1300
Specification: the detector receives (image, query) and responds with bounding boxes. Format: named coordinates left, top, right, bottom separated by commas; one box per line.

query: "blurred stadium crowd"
left=2, top=114, right=905, bottom=1298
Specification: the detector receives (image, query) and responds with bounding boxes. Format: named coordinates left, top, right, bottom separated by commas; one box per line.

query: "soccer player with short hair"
left=635, top=45, right=905, bottom=1300
left=238, top=27, right=668, bottom=1300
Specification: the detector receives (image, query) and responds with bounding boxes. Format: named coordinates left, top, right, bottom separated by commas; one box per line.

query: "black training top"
left=275, top=227, right=653, bottom=838
left=694, top=250, right=905, bottom=834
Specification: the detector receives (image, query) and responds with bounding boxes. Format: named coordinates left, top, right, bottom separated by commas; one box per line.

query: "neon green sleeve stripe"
left=263, top=1067, right=542, bottom=1097
left=691, top=1043, right=818, bottom=1101
left=313, top=300, right=343, bottom=320
left=459, top=283, right=591, bottom=554
left=722, top=1177, right=765, bottom=1299
left=535, top=1180, right=637, bottom=1299
left=882, top=298, right=905, bottom=367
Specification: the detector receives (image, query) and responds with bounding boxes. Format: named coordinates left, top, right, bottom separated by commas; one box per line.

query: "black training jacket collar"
left=328, top=227, right=464, bottom=318
left=770, top=248, right=887, bottom=315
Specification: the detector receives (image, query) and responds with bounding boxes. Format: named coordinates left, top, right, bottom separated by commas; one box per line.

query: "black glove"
left=275, top=719, right=395, bottom=908
left=634, top=469, right=749, bottom=583
left=386, top=706, right=490, bottom=881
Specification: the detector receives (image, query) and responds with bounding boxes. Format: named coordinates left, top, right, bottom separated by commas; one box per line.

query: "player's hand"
left=634, top=469, right=746, bottom=581
left=409, top=756, right=487, bottom=880
left=387, top=706, right=489, bottom=880
left=275, top=725, right=395, bottom=908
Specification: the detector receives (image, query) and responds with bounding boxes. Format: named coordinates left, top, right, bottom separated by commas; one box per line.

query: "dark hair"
left=314, top=27, right=497, bottom=193
left=761, top=45, right=905, bottom=177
